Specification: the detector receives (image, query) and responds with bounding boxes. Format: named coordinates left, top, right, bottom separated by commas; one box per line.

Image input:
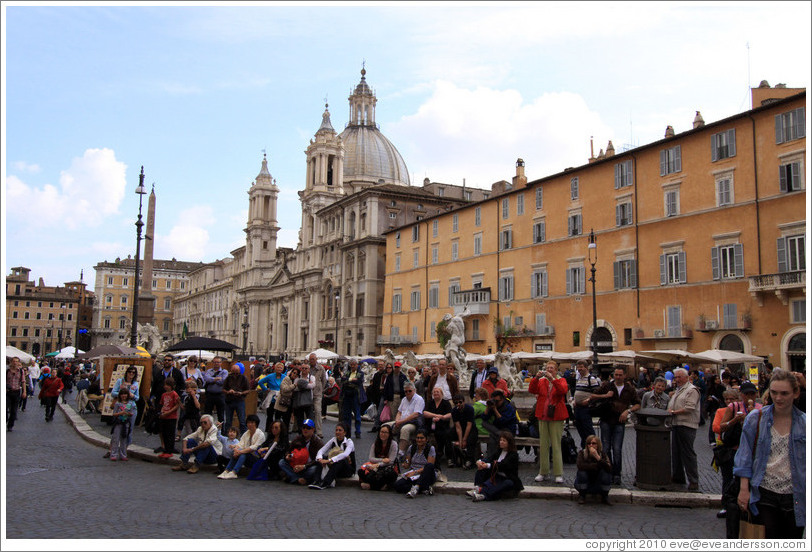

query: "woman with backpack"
left=308, top=422, right=355, bottom=490
left=393, top=429, right=436, bottom=498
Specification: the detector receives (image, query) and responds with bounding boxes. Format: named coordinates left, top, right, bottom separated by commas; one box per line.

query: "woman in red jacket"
left=39, top=367, right=64, bottom=422
left=529, top=361, right=570, bottom=484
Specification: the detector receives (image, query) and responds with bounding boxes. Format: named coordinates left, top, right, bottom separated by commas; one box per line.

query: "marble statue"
left=442, top=307, right=470, bottom=377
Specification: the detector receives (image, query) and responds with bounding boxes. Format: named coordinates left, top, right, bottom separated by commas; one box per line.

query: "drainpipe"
left=631, top=153, right=640, bottom=319
left=747, top=114, right=763, bottom=274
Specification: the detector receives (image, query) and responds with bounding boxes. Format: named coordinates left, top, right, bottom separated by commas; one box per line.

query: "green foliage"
left=436, top=318, right=450, bottom=350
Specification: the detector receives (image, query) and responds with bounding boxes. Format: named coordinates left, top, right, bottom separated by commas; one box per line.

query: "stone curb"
left=58, top=403, right=721, bottom=507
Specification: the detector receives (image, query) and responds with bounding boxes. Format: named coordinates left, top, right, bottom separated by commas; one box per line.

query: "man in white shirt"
left=390, top=382, right=425, bottom=453
left=468, top=359, right=488, bottom=400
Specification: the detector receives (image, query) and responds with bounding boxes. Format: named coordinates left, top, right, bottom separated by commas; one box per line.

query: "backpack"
left=561, top=426, right=578, bottom=464
left=721, top=402, right=745, bottom=448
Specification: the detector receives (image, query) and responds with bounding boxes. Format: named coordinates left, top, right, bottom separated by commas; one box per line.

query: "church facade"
left=173, top=69, right=486, bottom=358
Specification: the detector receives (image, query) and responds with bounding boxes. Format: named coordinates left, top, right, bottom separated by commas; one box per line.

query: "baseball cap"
left=394, top=361, right=402, bottom=367
left=739, top=381, right=758, bottom=394
left=302, top=419, right=315, bottom=428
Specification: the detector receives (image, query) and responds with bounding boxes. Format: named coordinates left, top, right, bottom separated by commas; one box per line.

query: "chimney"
left=665, top=125, right=675, bottom=138
left=605, top=140, right=615, bottom=157
left=693, top=111, right=705, bottom=129
left=588, top=136, right=597, bottom=163
left=512, top=158, right=527, bottom=188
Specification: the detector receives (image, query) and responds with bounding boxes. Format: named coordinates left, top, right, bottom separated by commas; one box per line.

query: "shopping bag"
left=738, top=510, right=765, bottom=539
left=380, top=403, right=392, bottom=423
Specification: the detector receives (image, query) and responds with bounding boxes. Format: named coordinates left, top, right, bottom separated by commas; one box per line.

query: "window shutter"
left=565, top=268, right=572, bottom=295
left=540, top=221, right=546, bottom=242
left=535, top=313, right=545, bottom=334
left=660, top=150, right=667, bottom=176
left=728, top=129, right=736, bottom=157
left=674, top=146, right=681, bottom=173
left=777, top=237, right=788, bottom=273
left=615, top=163, right=621, bottom=189
left=616, top=205, right=622, bottom=227
left=613, top=261, right=620, bottom=289
left=775, top=114, right=784, bottom=144
left=711, top=246, right=720, bottom=280
left=779, top=165, right=789, bottom=192
left=580, top=268, right=586, bottom=294
left=577, top=214, right=582, bottom=235
left=733, top=243, right=744, bottom=278
left=542, top=271, right=548, bottom=297
left=678, top=251, right=687, bottom=283
left=711, top=134, right=718, bottom=162
left=498, top=278, right=505, bottom=301
left=791, top=162, right=801, bottom=190
left=659, top=254, right=666, bottom=285
left=795, top=108, right=805, bottom=139
left=629, top=260, right=637, bottom=288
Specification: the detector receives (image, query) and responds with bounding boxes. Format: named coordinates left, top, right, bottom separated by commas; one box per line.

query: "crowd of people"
left=5, top=351, right=807, bottom=535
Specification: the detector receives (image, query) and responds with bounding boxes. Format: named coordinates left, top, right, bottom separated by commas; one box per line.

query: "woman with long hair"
left=251, top=419, right=289, bottom=481
left=274, top=366, right=299, bottom=430
left=574, top=434, right=612, bottom=505
left=467, top=430, right=524, bottom=502
left=734, top=370, right=806, bottom=538
left=359, top=424, right=399, bottom=490
left=393, top=428, right=436, bottom=498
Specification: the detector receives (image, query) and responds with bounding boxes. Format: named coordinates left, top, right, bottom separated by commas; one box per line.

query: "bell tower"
left=245, top=153, right=280, bottom=266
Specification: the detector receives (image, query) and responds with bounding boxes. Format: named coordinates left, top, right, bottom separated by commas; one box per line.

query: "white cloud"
left=12, top=161, right=41, bottom=173
left=156, top=205, right=214, bottom=262
left=390, top=81, right=613, bottom=188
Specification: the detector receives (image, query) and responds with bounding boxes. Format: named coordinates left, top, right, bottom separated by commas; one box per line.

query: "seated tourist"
left=309, top=422, right=356, bottom=490
left=248, top=419, right=290, bottom=481
left=393, top=429, right=436, bottom=498
left=481, top=389, right=517, bottom=457
left=278, top=418, right=323, bottom=485
left=389, top=382, right=425, bottom=455
left=216, top=424, right=240, bottom=475
left=172, top=414, right=222, bottom=474
left=467, top=430, right=523, bottom=501
left=451, top=393, right=479, bottom=469
left=423, top=386, right=453, bottom=467
left=574, top=434, right=613, bottom=505
left=358, top=425, right=399, bottom=491
left=218, top=414, right=265, bottom=479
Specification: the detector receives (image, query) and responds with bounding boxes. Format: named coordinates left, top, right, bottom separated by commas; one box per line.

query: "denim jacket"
left=733, top=404, right=806, bottom=526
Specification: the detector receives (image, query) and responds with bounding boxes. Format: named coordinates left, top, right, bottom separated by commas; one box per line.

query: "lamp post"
left=130, top=167, right=147, bottom=348
left=587, top=229, right=599, bottom=371
left=242, top=308, right=250, bottom=354
left=334, top=289, right=340, bottom=354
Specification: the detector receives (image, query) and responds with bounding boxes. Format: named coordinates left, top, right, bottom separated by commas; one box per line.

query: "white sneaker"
left=406, top=485, right=419, bottom=498
left=555, top=476, right=564, bottom=484
left=534, top=474, right=547, bottom=483
left=217, top=471, right=229, bottom=479
left=465, top=488, right=479, bottom=498
left=472, top=492, right=486, bottom=502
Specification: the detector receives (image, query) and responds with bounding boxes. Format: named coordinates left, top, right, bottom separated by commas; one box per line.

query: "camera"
left=486, top=399, right=494, bottom=407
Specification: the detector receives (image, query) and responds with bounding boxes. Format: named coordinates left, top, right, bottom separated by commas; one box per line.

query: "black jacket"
left=484, top=450, right=524, bottom=492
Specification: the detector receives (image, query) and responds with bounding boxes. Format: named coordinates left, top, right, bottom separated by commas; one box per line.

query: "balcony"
left=534, top=325, right=555, bottom=337
left=749, top=270, right=805, bottom=306
left=377, top=334, right=418, bottom=345
left=452, top=287, right=491, bottom=315
left=635, top=327, right=693, bottom=341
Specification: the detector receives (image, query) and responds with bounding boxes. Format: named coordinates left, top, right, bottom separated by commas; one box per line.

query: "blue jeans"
left=225, top=450, right=259, bottom=474
left=599, top=421, right=625, bottom=478
left=179, top=438, right=218, bottom=465
left=474, top=468, right=515, bottom=501
left=573, top=405, right=595, bottom=448
left=278, top=459, right=319, bottom=484
left=341, top=393, right=362, bottom=435
left=224, top=399, right=246, bottom=434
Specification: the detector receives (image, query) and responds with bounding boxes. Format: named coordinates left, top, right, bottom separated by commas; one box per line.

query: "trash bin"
left=634, top=408, right=672, bottom=490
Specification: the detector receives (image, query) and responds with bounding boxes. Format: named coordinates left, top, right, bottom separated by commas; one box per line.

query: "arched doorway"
left=719, top=333, right=745, bottom=377
left=787, top=333, right=806, bottom=373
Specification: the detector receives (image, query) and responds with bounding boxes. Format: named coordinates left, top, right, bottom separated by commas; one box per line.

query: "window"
left=180, top=282, right=186, bottom=290
left=465, top=191, right=473, bottom=201
left=34, top=329, right=40, bottom=337
left=711, top=129, right=736, bottom=161
left=10, top=328, right=16, bottom=336
left=517, top=194, right=524, bottom=215
left=11, top=311, right=18, bottom=319
left=395, top=254, right=401, bottom=272
left=775, top=107, right=805, bottom=144
left=413, top=249, right=419, bottom=268
left=429, top=285, right=439, bottom=309
left=430, top=321, right=437, bottom=338
left=410, top=290, right=421, bottom=311
left=392, top=293, right=402, bottom=313
left=570, top=178, right=579, bottom=200
left=452, top=214, right=459, bottom=233
left=163, top=319, right=171, bottom=331
left=67, top=314, right=72, bottom=321
left=165, top=297, right=172, bottom=310
left=475, top=207, right=481, bottom=227
left=103, top=317, right=111, bottom=329
left=614, top=159, right=633, bottom=188
left=712, top=244, right=744, bottom=279
left=616, top=202, right=633, bottom=226
left=535, top=314, right=547, bottom=335
left=152, top=279, right=157, bottom=289
left=568, top=213, right=582, bottom=236
left=660, top=145, right=682, bottom=176
left=566, top=267, right=586, bottom=295
left=119, top=318, right=127, bottom=329
left=531, top=270, right=548, bottom=298
left=36, top=312, right=41, bottom=320
left=473, top=233, right=482, bottom=256
left=777, top=234, right=805, bottom=272
left=451, top=241, right=459, bottom=261
left=791, top=299, right=806, bottom=323
left=723, top=303, right=738, bottom=329
left=502, top=198, right=509, bottom=219
left=665, top=189, right=680, bottom=216
left=535, top=187, right=543, bottom=210
left=24, top=312, right=30, bottom=319
left=666, top=306, right=682, bottom=337
left=716, top=177, right=734, bottom=206
left=431, top=246, right=439, bottom=264
left=498, top=274, right=514, bottom=302
left=395, top=232, right=401, bottom=248
left=660, top=251, right=687, bottom=285
left=438, top=187, right=445, bottom=197
left=389, top=212, right=396, bottom=220
left=107, top=276, right=114, bottom=285
left=533, top=221, right=546, bottom=244
left=613, top=259, right=637, bottom=289
left=166, top=280, right=172, bottom=290
left=471, top=319, right=480, bottom=340
left=120, top=295, right=128, bottom=306
left=448, top=282, right=460, bottom=306
left=432, top=220, right=438, bottom=237
left=412, top=226, right=419, bottom=242
left=22, top=328, right=28, bottom=337
left=499, top=228, right=513, bottom=250
left=779, top=161, right=803, bottom=192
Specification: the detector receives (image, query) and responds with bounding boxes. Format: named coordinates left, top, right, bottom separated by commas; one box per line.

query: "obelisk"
left=137, top=185, right=156, bottom=324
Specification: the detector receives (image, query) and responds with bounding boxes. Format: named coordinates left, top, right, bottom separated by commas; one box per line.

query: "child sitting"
left=216, top=424, right=240, bottom=475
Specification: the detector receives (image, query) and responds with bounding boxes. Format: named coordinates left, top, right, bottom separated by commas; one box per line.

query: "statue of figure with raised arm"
left=442, top=307, right=470, bottom=375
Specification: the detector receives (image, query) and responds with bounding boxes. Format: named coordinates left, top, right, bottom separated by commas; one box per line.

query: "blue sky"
left=3, top=2, right=810, bottom=289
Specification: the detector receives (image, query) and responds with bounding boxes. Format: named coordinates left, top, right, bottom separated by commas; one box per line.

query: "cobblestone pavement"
left=4, top=402, right=726, bottom=540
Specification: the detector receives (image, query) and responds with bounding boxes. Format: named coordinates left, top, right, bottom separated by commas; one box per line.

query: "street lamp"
left=130, top=167, right=147, bottom=348
left=242, top=308, right=250, bottom=353
left=588, top=229, right=599, bottom=372
left=334, top=289, right=340, bottom=354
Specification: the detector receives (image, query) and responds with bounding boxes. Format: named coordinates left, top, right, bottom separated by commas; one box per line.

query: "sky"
left=3, top=1, right=811, bottom=290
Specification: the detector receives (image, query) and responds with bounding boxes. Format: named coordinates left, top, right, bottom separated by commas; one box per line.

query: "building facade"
left=173, top=69, right=484, bottom=358
left=382, top=84, right=807, bottom=372
left=91, top=257, right=202, bottom=349
left=5, top=266, right=94, bottom=356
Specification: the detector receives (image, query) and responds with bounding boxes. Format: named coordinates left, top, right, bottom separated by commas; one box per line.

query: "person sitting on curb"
left=389, top=382, right=425, bottom=456
left=393, top=429, right=437, bottom=498
left=481, top=389, right=517, bottom=458
left=215, top=425, right=240, bottom=475
left=218, top=414, right=265, bottom=479
left=574, top=434, right=613, bottom=505
left=467, top=430, right=523, bottom=502
left=278, top=418, right=323, bottom=485
left=172, top=414, right=222, bottom=474
left=309, top=422, right=356, bottom=490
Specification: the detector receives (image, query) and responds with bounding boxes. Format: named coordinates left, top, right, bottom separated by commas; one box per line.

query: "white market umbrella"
left=55, top=346, right=84, bottom=359
left=511, top=351, right=555, bottom=361
left=598, top=350, right=667, bottom=364
left=171, top=349, right=217, bottom=360
left=639, top=349, right=712, bottom=365
left=5, top=345, right=35, bottom=364
left=551, top=350, right=596, bottom=362
left=693, top=349, right=764, bottom=364
left=309, top=348, right=339, bottom=362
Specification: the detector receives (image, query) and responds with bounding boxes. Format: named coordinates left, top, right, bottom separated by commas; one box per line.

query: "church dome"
left=338, top=68, right=410, bottom=186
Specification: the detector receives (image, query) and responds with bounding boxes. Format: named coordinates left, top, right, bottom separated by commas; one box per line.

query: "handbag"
left=380, top=403, right=392, bottom=423
left=546, top=403, right=557, bottom=419
left=561, top=427, right=578, bottom=464
left=739, top=510, right=765, bottom=539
